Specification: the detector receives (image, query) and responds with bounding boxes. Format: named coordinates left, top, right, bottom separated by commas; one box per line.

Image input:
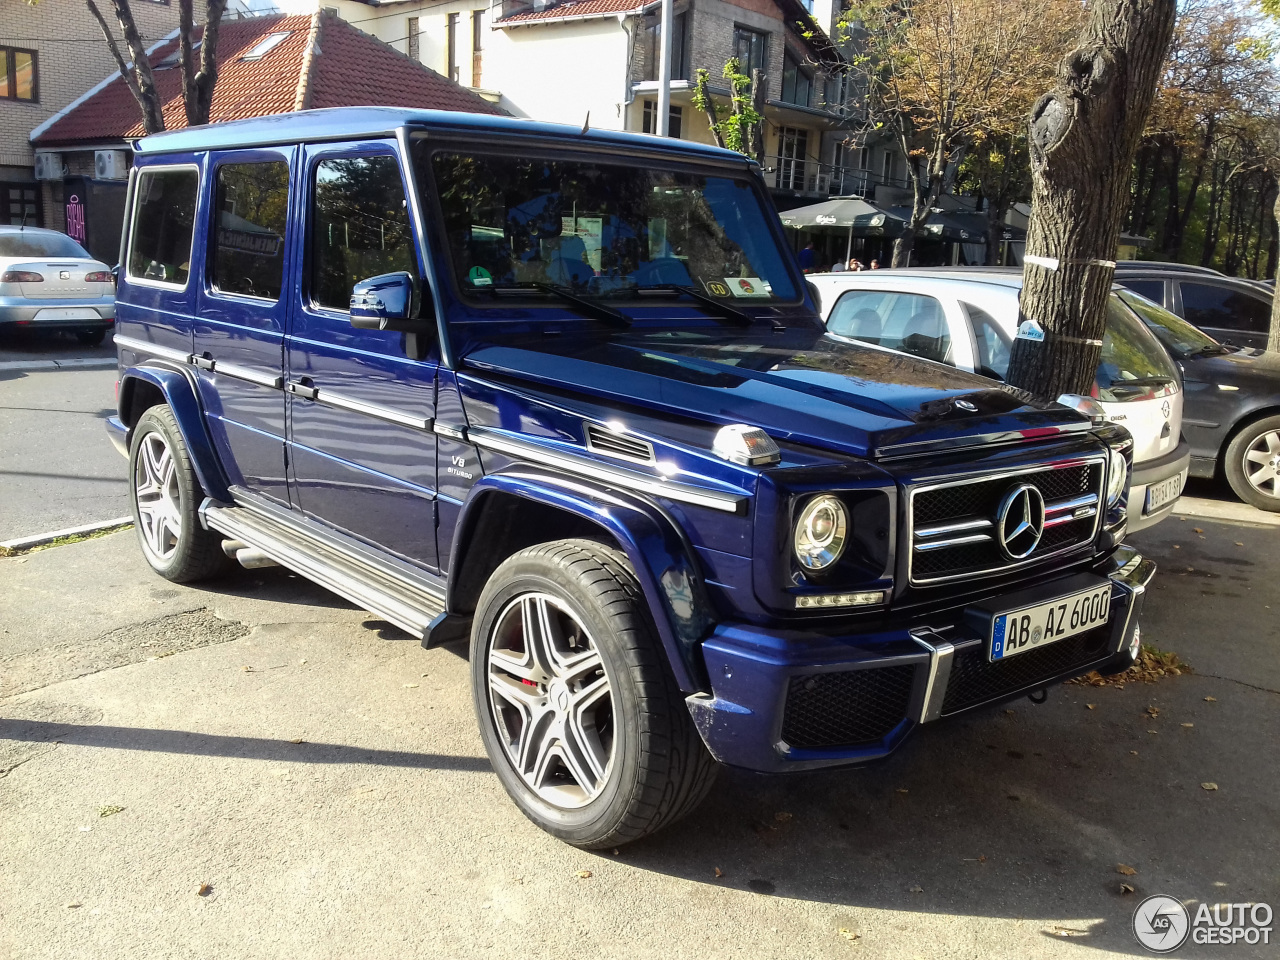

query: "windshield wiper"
left=490, top=282, right=630, bottom=328
left=1108, top=375, right=1175, bottom=388
left=1191, top=344, right=1229, bottom=358
left=639, top=284, right=785, bottom=331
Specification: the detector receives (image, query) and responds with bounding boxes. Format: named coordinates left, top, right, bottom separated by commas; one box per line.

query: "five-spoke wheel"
left=471, top=540, right=717, bottom=848
left=127, top=405, right=233, bottom=581
left=1225, top=415, right=1280, bottom=512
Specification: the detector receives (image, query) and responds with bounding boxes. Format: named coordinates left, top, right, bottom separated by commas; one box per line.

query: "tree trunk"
left=749, top=68, right=767, bottom=165
left=86, top=0, right=165, bottom=133
left=1006, top=0, right=1177, bottom=402
left=1201, top=158, right=1223, bottom=267
left=1160, top=143, right=1182, bottom=255
left=1268, top=187, right=1280, bottom=353
left=985, top=202, right=1004, bottom=266
left=179, top=0, right=228, bottom=127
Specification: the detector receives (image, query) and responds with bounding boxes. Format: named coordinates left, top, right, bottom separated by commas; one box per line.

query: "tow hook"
left=1027, top=687, right=1049, bottom=705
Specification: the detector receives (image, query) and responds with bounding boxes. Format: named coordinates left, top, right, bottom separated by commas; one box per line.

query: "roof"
left=131, top=105, right=750, bottom=163
left=33, top=12, right=501, bottom=147
left=497, top=0, right=650, bottom=24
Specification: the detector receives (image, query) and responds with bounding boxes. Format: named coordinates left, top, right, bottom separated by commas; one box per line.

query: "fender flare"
left=449, top=469, right=717, bottom=692
left=118, top=363, right=231, bottom=502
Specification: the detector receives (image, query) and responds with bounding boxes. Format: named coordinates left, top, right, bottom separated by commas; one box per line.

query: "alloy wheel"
left=485, top=593, right=615, bottom=809
left=1243, top=429, right=1280, bottom=499
left=134, top=431, right=182, bottom=561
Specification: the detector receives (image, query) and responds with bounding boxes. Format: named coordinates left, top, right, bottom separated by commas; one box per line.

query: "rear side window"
left=962, top=302, right=1011, bottom=379
left=1116, top=278, right=1164, bottom=304
left=128, top=168, right=199, bottom=286
left=311, top=155, right=416, bottom=312
left=827, top=289, right=951, bottom=365
left=212, top=161, right=289, bottom=301
left=1179, top=281, right=1271, bottom=333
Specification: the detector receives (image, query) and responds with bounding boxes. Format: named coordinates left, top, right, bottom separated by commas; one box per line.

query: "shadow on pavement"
left=0, top=718, right=493, bottom=772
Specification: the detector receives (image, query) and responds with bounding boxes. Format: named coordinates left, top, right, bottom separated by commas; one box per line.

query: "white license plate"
left=1145, top=469, right=1187, bottom=514
left=33, top=307, right=101, bottom=321
left=990, top=583, right=1111, bottom=661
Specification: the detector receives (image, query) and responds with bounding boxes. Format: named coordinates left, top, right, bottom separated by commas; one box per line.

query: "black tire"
left=128, top=405, right=233, bottom=582
left=470, top=539, right=717, bottom=848
left=74, top=328, right=107, bottom=347
left=1223, top=415, right=1280, bottom=512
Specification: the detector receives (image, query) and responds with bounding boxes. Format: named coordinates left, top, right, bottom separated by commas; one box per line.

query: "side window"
left=311, top=155, right=416, bottom=312
left=1180, top=282, right=1271, bottom=333
left=962, top=302, right=1011, bottom=379
left=212, top=161, right=289, bottom=301
left=1116, top=278, right=1163, bottom=304
left=128, top=168, right=199, bottom=286
left=827, top=290, right=951, bottom=364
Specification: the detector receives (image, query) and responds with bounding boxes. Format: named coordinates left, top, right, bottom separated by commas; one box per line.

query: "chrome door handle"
left=286, top=380, right=317, bottom=400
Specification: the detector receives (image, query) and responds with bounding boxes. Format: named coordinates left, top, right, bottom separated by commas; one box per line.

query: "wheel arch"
left=447, top=471, right=717, bottom=692
left=118, top=364, right=230, bottom=501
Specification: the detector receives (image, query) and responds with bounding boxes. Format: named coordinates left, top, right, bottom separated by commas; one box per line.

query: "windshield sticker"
left=727, top=277, right=770, bottom=298
left=1016, top=319, right=1045, bottom=342
left=468, top=266, right=493, bottom=287
left=704, top=280, right=731, bottom=297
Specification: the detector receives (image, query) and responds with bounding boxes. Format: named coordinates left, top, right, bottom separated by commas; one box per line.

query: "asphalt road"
left=0, top=513, right=1276, bottom=959
left=0, top=367, right=126, bottom=541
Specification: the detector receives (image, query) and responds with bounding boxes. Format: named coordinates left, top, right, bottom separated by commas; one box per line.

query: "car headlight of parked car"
left=794, top=495, right=849, bottom=571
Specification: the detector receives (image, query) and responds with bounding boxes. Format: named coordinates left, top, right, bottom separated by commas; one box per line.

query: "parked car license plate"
left=990, top=583, right=1111, bottom=661
left=33, top=307, right=101, bottom=321
left=1144, top=469, right=1187, bottom=515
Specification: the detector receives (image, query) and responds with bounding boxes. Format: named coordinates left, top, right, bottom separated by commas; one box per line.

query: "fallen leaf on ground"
left=575, top=870, right=592, bottom=879
left=1148, top=730, right=1158, bottom=735
left=98, top=805, right=123, bottom=818
left=714, top=867, right=724, bottom=878
left=774, top=811, right=793, bottom=822
left=1130, top=750, right=1139, bottom=756
left=1086, top=704, right=1096, bottom=710
left=1146, top=706, right=1160, bottom=717
left=895, top=788, right=909, bottom=794
left=403, top=683, right=419, bottom=689
left=1193, top=528, right=1203, bottom=534
left=909, top=885, right=924, bottom=894
left=1117, top=864, right=1137, bottom=876
left=838, top=928, right=860, bottom=941
left=288, top=738, right=305, bottom=744
left=1235, top=542, right=1244, bottom=547
left=65, top=902, right=81, bottom=909
left=1181, top=723, right=1194, bottom=728
left=1201, top=782, right=1218, bottom=791
left=1205, top=696, right=1217, bottom=702
left=1120, top=883, right=1135, bottom=895
left=197, top=884, right=212, bottom=896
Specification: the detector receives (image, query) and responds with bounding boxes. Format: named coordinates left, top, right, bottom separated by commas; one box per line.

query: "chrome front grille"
left=908, top=459, right=1105, bottom=585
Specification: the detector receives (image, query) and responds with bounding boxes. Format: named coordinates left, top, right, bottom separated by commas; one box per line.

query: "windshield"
left=1096, top=294, right=1181, bottom=402
left=425, top=150, right=798, bottom=304
left=1117, top=288, right=1222, bottom=357
left=0, top=231, right=92, bottom=259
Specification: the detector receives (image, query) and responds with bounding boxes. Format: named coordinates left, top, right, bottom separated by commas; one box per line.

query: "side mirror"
left=349, top=272, right=430, bottom=331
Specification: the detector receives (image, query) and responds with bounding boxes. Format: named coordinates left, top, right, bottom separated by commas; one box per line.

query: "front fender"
left=118, top=364, right=230, bottom=502
left=449, top=469, right=716, bottom=692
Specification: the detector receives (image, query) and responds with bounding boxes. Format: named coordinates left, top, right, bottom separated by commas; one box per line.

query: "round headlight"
left=1107, top=448, right=1129, bottom=507
left=794, top=495, right=849, bottom=571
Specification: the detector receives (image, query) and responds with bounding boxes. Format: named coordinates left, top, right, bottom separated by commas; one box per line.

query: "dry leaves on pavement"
left=1117, top=864, right=1137, bottom=876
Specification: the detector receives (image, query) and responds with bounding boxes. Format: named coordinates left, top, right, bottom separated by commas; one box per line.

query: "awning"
left=779, top=197, right=907, bottom=236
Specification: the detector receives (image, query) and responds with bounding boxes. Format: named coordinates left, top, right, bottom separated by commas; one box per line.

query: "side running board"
left=199, top=495, right=447, bottom=642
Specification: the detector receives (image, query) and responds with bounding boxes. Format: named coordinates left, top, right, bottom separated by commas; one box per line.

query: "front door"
left=194, top=149, right=294, bottom=505
left=285, top=143, right=440, bottom=571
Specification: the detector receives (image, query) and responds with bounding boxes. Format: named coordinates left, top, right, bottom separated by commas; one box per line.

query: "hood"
left=460, top=328, right=1089, bottom=459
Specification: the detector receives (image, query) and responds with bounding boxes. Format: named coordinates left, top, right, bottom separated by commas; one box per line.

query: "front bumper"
left=1127, top=439, right=1190, bottom=533
left=686, top=546, right=1156, bottom=772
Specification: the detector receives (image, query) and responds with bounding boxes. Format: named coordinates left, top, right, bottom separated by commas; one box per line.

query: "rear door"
left=1176, top=279, right=1272, bottom=349
left=285, top=142, right=440, bottom=571
left=193, top=149, right=294, bottom=506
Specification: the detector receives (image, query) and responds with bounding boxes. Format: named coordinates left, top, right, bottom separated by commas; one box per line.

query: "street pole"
left=656, top=0, right=673, bottom=136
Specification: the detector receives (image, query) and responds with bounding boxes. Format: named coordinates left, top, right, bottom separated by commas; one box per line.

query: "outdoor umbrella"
left=779, top=197, right=906, bottom=263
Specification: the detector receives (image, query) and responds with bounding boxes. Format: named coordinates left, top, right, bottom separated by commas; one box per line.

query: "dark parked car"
left=1114, top=261, right=1273, bottom=351
left=107, top=107, right=1153, bottom=847
left=1119, top=289, right=1280, bottom=511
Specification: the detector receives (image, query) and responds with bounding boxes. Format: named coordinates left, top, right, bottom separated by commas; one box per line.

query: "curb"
left=0, top=516, right=134, bottom=555
left=0, top=358, right=117, bottom=372
left=1172, top=496, right=1280, bottom=528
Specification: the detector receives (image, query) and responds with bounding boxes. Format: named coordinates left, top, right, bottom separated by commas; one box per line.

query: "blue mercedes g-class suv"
left=107, top=107, right=1154, bottom=848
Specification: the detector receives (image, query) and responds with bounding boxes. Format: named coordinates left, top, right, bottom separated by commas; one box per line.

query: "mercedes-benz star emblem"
left=955, top=399, right=978, bottom=412
left=996, top=483, right=1045, bottom=560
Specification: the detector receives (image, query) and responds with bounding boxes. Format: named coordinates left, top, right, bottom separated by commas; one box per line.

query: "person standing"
left=798, top=241, right=817, bottom=273
left=869, top=259, right=880, bottom=270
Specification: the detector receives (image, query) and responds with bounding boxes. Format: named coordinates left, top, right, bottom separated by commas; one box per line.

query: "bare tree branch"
left=85, top=0, right=164, bottom=133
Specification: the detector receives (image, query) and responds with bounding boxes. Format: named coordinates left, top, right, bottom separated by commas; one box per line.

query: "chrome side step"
left=199, top=494, right=447, bottom=641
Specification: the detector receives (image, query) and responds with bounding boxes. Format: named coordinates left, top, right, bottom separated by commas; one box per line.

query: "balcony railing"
left=766, top=156, right=913, bottom=198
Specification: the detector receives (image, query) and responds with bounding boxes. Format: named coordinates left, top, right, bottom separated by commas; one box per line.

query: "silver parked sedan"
left=0, top=226, right=115, bottom=346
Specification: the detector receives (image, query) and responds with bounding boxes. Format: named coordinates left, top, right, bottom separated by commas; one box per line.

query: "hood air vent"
left=585, top=422, right=656, bottom=465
